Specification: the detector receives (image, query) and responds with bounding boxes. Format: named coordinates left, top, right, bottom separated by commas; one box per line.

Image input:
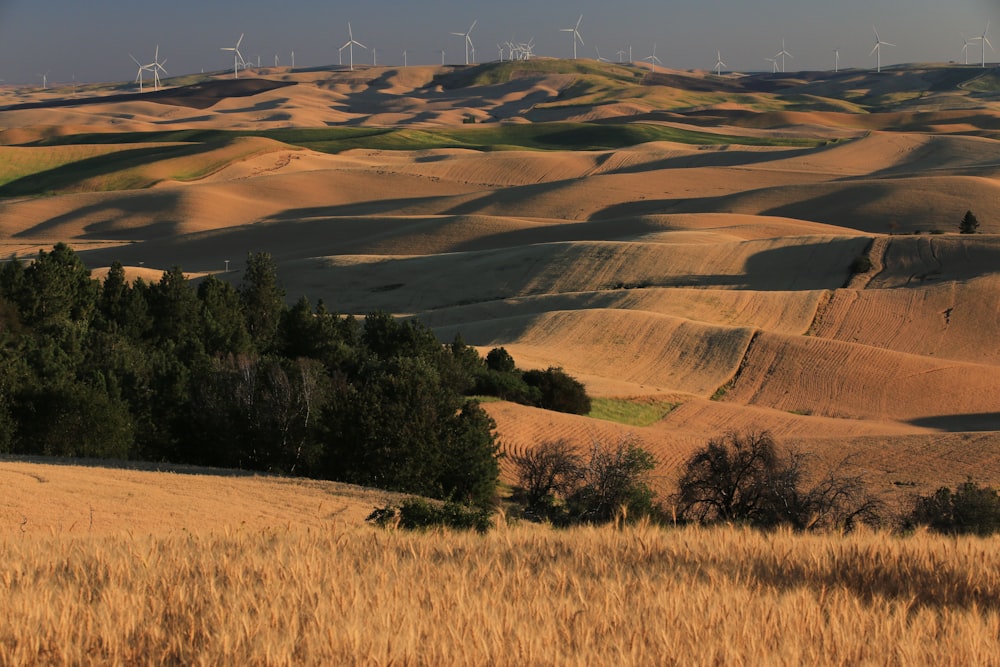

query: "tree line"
left=0, top=244, right=588, bottom=509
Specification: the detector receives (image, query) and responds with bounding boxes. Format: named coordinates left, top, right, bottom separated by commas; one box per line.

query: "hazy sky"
left=0, top=0, right=997, bottom=85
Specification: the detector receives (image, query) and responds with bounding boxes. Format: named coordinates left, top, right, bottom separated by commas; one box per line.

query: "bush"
left=674, top=430, right=882, bottom=531
left=905, top=479, right=1000, bottom=536
left=511, top=436, right=658, bottom=525
left=366, top=498, right=493, bottom=533
left=849, top=254, right=872, bottom=275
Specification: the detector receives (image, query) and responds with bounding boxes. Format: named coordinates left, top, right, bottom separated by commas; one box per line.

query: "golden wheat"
left=2, top=520, right=999, bottom=666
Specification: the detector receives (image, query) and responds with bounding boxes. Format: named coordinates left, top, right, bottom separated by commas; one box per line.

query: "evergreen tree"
left=197, top=275, right=252, bottom=357
left=960, top=210, right=980, bottom=234
left=239, top=252, right=285, bottom=352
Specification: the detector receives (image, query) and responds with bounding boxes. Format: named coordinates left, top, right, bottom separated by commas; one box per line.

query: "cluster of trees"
left=0, top=244, right=591, bottom=509
left=506, top=429, right=1000, bottom=536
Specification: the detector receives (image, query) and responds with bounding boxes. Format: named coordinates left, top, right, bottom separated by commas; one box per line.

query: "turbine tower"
left=642, top=43, right=662, bottom=71
left=221, top=33, right=246, bottom=79
left=560, top=14, right=584, bottom=60
left=961, top=35, right=971, bottom=65
left=616, top=49, right=626, bottom=63
left=765, top=56, right=778, bottom=73
left=436, top=49, right=446, bottom=65
left=870, top=26, right=894, bottom=73
left=451, top=20, right=477, bottom=65
left=776, top=39, right=793, bottom=73
left=129, top=55, right=150, bottom=92
left=972, top=21, right=994, bottom=68
left=714, top=50, right=727, bottom=76
left=340, top=23, right=367, bottom=71
left=38, top=71, right=49, bottom=89
left=833, top=48, right=840, bottom=72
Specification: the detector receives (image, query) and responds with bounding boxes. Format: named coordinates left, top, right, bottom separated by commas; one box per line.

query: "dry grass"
left=2, top=520, right=999, bottom=665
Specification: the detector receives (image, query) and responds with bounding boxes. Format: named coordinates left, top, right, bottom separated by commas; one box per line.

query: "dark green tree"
left=197, top=275, right=252, bottom=357
left=16, top=243, right=98, bottom=333
left=906, top=479, right=1000, bottom=535
left=239, top=252, right=285, bottom=352
left=523, top=367, right=592, bottom=414
left=959, top=210, right=980, bottom=234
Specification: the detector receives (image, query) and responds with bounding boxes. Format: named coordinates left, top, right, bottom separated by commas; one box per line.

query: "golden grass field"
left=2, top=460, right=999, bottom=666
left=2, top=60, right=1000, bottom=662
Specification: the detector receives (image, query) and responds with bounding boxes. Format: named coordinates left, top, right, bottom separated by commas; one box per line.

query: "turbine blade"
left=130, top=54, right=141, bottom=66
left=575, top=15, right=583, bottom=30
left=469, top=20, right=477, bottom=33
left=870, top=44, right=879, bottom=56
left=236, top=33, right=244, bottom=48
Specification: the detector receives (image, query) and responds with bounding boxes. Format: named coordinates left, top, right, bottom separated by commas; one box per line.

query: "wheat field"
left=3, top=520, right=999, bottom=666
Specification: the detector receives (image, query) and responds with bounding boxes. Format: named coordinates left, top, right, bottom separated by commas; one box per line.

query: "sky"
left=0, top=0, right=997, bottom=86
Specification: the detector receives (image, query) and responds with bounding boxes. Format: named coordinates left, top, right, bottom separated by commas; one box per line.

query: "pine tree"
left=239, top=252, right=285, bottom=352
left=960, top=210, right=980, bottom=234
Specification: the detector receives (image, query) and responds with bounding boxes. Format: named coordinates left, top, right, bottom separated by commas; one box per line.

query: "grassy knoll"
left=3, top=521, right=998, bottom=665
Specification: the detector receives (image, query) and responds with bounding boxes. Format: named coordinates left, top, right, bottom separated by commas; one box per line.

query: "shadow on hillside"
left=14, top=190, right=185, bottom=240
left=600, top=146, right=817, bottom=175
left=0, top=454, right=266, bottom=478
left=907, top=413, right=1000, bottom=432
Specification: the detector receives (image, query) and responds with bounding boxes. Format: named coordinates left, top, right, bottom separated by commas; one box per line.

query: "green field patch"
left=0, top=145, right=145, bottom=188
left=589, top=398, right=677, bottom=426
left=0, top=138, right=276, bottom=197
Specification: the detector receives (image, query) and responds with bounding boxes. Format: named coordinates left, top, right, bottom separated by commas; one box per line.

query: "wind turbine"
left=776, top=39, right=792, bottom=73
left=451, top=20, right=477, bottom=65
left=436, top=49, right=446, bottom=65
left=595, top=46, right=610, bottom=63
left=147, top=45, right=167, bottom=91
left=38, top=71, right=49, bottom=89
left=221, top=33, right=246, bottom=79
left=870, top=26, right=894, bottom=73
left=560, top=14, right=584, bottom=60
left=340, top=22, right=367, bottom=71
left=274, top=53, right=279, bottom=67
left=403, top=49, right=409, bottom=67
left=961, top=35, right=972, bottom=65
left=972, top=21, right=994, bottom=68
left=642, top=43, right=661, bottom=71
left=765, top=56, right=778, bottom=73
left=616, top=48, right=626, bottom=63
left=291, top=50, right=295, bottom=69
left=714, top=50, right=727, bottom=76
left=833, top=48, right=840, bottom=73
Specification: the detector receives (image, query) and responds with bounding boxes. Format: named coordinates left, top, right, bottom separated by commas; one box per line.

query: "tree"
left=905, top=479, right=1000, bottom=535
left=566, top=436, right=657, bottom=523
left=510, top=439, right=581, bottom=517
left=511, top=436, right=658, bottom=525
left=523, top=367, right=592, bottom=414
left=959, top=210, right=980, bottom=234
left=674, top=430, right=881, bottom=531
left=15, top=243, right=98, bottom=333
left=197, top=275, right=251, bottom=357
left=239, top=252, right=285, bottom=352
left=322, top=355, right=499, bottom=506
